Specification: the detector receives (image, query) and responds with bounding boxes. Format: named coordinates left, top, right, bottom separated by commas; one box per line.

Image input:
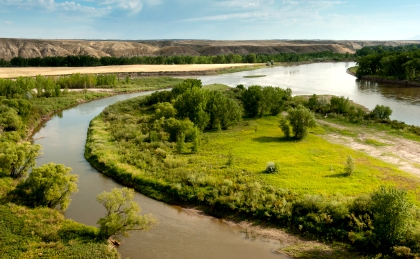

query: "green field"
left=199, top=116, right=420, bottom=199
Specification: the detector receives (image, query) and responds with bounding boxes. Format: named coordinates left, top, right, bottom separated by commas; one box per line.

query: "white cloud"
left=97, top=0, right=144, bottom=14
left=4, top=21, right=13, bottom=25
left=184, top=0, right=344, bottom=25
left=0, top=0, right=145, bottom=15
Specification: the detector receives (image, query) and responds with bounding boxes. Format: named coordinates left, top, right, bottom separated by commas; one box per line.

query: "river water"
left=32, top=93, right=287, bottom=259
left=199, top=62, right=420, bottom=126
left=31, top=62, right=420, bottom=259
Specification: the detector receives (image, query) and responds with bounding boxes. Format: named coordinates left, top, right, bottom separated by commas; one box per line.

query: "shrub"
left=345, top=155, right=355, bottom=176
left=370, top=105, right=393, bottom=120
left=265, top=162, right=279, bottom=173
left=369, top=186, right=413, bottom=252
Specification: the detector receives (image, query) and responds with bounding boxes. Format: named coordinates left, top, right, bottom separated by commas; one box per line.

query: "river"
left=32, top=92, right=287, bottom=259
left=31, top=62, right=420, bottom=259
left=199, top=62, right=420, bottom=126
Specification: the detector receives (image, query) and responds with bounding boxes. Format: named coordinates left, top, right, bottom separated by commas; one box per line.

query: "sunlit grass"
left=194, top=116, right=420, bottom=200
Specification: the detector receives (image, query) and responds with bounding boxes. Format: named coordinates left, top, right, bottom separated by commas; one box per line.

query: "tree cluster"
left=0, top=51, right=352, bottom=68
left=355, top=45, right=420, bottom=81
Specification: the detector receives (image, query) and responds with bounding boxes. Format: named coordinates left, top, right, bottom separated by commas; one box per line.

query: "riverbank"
left=347, top=67, right=420, bottom=87
left=0, top=64, right=252, bottom=79
left=84, top=86, right=420, bottom=258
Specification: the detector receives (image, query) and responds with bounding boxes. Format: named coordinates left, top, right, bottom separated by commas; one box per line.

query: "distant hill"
left=0, top=38, right=419, bottom=61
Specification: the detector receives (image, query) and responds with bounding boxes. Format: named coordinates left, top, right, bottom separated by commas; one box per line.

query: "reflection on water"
left=199, top=62, right=420, bottom=126
left=32, top=92, right=288, bottom=259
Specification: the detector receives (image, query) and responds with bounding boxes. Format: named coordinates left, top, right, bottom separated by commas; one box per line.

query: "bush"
left=265, top=162, right=279, bottom=173
left=371, top=105, right=393, bottom=120
left=369, top=186, right=413, bottom=252
left=345, top=155, right=355, bottom=176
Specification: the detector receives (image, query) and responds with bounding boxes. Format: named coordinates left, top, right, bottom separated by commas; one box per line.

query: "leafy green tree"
left=0, top=141, right=41, bottom=178
left=207, top=91, right=242, bottom=130
left=0, top=105, right=23, bottom=132
left=96, top=187, right=156, bottom=239
left=12, top=163, right=78, bottom=210
left=370, top=186, right=413, bottom=251
left=164, top=118, right=194, bottom=142
left=370, top=105, right=392, bottom=120
left=171, top=78, right=202, bottom=97
left=154, top=102, right=177, bottom=119
left=283, top=105, right=317, bottom=140
left=330, top=96, right=350, bottom=114
left=174, top=87, right=210, bottom=130
left=241, top=85, right=262, bottom=117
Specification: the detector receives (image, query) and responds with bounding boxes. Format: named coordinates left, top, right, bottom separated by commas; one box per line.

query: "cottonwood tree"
left=12, top=163, right=78, bottom=210
left=282, top=105, right=317, bottom=140
left=370, top=105, right=392, bottom=120
left=0, top=141, right=41, bottom=178
left=96, top=187, right=156, bottom=239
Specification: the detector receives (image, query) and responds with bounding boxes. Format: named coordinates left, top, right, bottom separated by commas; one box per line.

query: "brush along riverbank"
left=1, top=76, right=189, bottom=258
left=85, top=85, right=420, bottom=258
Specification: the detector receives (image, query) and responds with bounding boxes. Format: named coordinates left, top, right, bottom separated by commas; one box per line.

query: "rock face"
left=0, top=38, right=418, bottom=61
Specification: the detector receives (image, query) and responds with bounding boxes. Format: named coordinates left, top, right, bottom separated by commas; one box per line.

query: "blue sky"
left=1, top=0, right=419, bottom=40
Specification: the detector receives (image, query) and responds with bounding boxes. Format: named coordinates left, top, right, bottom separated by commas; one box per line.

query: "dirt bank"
left=1, top=38, right=419, bottom=61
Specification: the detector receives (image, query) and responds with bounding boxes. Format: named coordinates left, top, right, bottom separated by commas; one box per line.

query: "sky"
left=0, top=0, right=419, bottom=40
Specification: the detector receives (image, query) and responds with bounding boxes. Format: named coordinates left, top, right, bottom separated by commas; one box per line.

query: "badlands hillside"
left=0, top=38, right=419, bottom=61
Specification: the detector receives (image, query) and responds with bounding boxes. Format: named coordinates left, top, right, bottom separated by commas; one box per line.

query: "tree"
left=283, top=105, right=317, bottom=140
left=12, top=163, right=78, bottom=210
left=370, top=186, right=413, bottom=251
left=370, top=105, right=392, bottom=120
left=330, top=96, right=350, bottom=114
left=241, top=85, right=262, bottom=117
left=0, top=141, right=41, bottom=178
left=96, top=187, right=156, bottom=239
left=174, top=87, right=210, bottom=130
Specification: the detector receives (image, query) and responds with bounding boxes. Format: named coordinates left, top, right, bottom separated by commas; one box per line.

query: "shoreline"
left=346, top=68, right=420, bottom=87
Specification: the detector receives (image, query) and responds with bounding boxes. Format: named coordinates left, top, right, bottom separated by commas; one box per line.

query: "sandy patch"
left=0, top=64, right=250, bottom=78
left=318, top=120, right=420, bottom=177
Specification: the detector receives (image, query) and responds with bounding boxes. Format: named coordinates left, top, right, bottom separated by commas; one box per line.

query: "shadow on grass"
left=253, top=136, right=297, bottom=143
left=324, top=172, right=349, bottom=178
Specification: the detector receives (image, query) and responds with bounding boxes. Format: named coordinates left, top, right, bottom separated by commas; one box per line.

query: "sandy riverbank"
left=0, top=64, right=250, bottom=78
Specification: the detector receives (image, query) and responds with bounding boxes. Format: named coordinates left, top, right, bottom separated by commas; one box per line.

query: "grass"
left=217, top=64, right=265, bottom=74
left=364, top=138, right=389, bottom=146
left=0, top=202, right=118, bottom=259
left=85, top=94, right=420, bottom=258
left=202, top=83, right=231, bottom=92
left=198, top=116, right=420, bottom=200
left=0, top=76, right=183, bottom=258
left=348, top=66, right=358, bottom=74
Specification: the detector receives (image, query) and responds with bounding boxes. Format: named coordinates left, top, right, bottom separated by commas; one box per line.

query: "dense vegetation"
left=355, top=44, right=420, bottom=82
left=0, top=51, right=352, bottom=67
left=86, top=81, right=420, bottom=258
left=0, top=74, right=174, bottom=258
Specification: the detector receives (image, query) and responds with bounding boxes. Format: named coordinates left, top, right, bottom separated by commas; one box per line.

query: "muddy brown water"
left=199, top=62, right=420, bottom=126
left=31, top=62, right=420, bottom=259
left=32, top=92, right=287, bottom=259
